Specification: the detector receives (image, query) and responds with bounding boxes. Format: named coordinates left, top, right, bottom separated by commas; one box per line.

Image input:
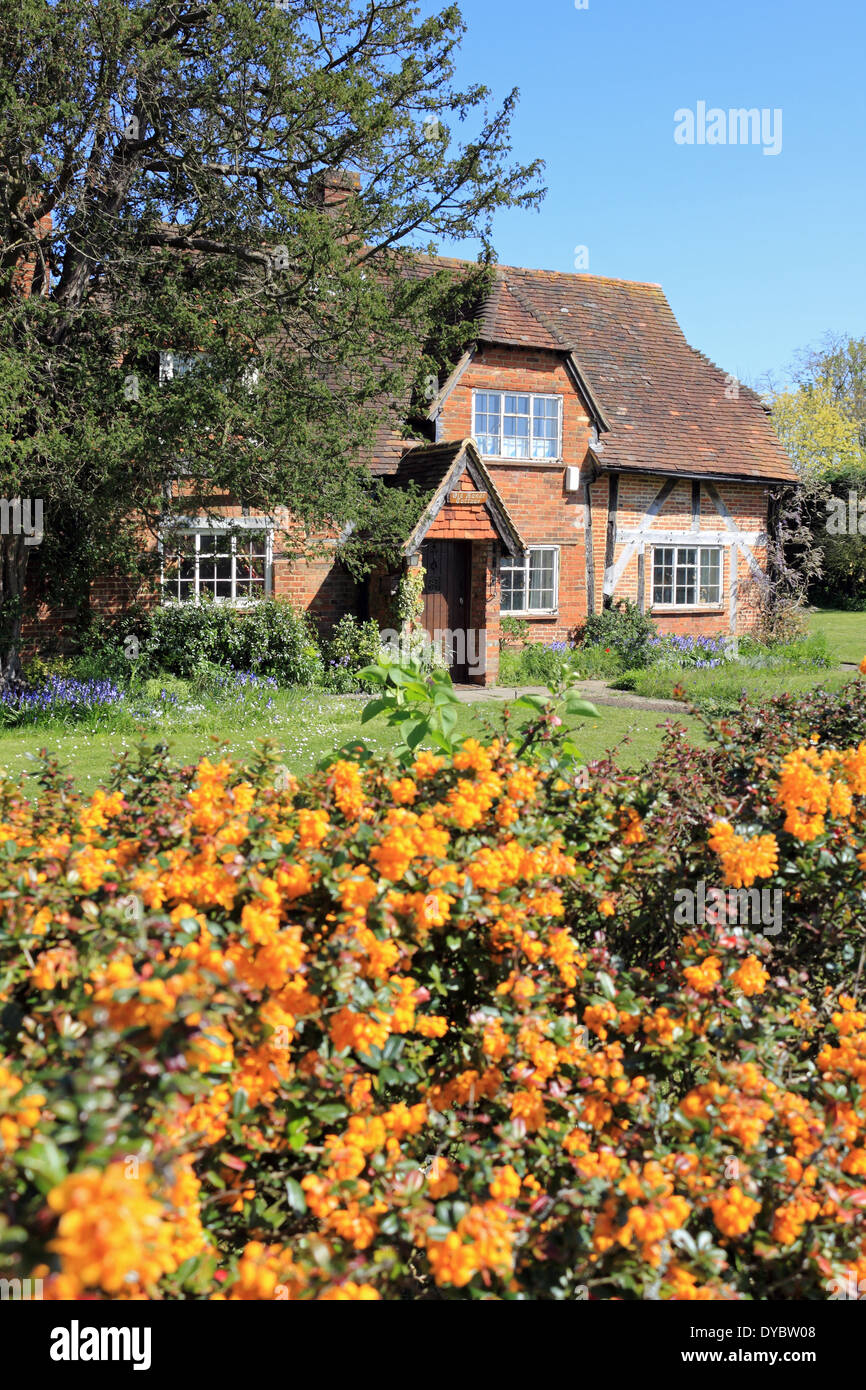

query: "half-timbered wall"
left=599, top=474, right=769, bottom=637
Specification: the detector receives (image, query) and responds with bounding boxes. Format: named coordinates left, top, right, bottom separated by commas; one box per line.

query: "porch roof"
left=386, top=438, right=526, bottom=557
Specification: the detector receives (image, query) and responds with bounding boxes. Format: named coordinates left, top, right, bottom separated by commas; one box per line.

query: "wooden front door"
left=421, top=540, right=471, bottom=680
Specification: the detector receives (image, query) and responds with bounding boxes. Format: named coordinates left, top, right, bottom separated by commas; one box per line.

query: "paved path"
left=452, top=680, right=686, bottom=714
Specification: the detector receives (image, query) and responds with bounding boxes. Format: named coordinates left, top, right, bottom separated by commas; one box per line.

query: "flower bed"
left=1, top=674, right=866, bottom=1299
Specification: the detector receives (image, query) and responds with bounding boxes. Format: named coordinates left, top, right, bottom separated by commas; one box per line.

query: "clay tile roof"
left=386, top=438, right=525, bottom=555
left=477, top=277, right=563, bottom=351
left=477, top=265, right=797, bottom=484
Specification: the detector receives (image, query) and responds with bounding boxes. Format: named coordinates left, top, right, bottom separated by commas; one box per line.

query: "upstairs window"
left=159, top=351, right=201, bottom=384
left=652, top=546, right=722, bottom=607
left=159, top=350, right=259, bottom=390
left=473, top=392, right=561, bottom=460
left=161, top=525, right=271, bottom=604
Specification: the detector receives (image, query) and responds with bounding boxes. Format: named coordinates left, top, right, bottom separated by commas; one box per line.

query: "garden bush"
left=80, top=601, right=349, bottom=689
left=321, top=615, right=383, bottom=693
left=1, top=665, right=866, bottom=1299
left=498, top=640, right=573, bottom=687
left=575, top=598, right=658, bottom=669
left=136, top=599, right=324, bottom=687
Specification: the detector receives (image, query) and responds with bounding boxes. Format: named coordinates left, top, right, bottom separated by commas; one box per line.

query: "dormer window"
left=473, top=391, right=561, bottom=460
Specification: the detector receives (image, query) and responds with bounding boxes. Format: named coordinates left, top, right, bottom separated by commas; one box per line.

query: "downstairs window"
left=501, top=546, right=559, bottom=613
left=652, top=546, right=722, bottom=606
left=160, top=526, right=272, bottom=603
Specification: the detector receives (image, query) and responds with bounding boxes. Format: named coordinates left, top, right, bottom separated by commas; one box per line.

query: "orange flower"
left=732, top=955, right=769, bottom=997
left=709, top=821, right=778, bottom=887
left=47, top=1164, right=181, bottom=1295
left=389, top=778, right=418, bottom=805
left=709, top=1186, right=761, bottom=1238
left=684, top=956, right=722, bottom=995
left=489, top=1165, right=522, bottom=1202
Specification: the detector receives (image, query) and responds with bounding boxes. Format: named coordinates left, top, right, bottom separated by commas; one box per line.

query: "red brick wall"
left=436, top=344, right=592, bottom=640
left=11, top=210, right=51, bottom=298
left=605, top=474, right=769, bottom=637
left=272, top=543, right=360, bottom=631
left=468, top=539, right=499, bottom=685
left=19, top=337, right=773, bottom=664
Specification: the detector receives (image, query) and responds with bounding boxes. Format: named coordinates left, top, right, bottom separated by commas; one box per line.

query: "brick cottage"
left=25, top=241, right=798, bottom=686
left=217, top=259, right=794, bottom=685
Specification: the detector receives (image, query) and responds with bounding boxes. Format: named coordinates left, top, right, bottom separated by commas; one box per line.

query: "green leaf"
left=439, top=704, right=459, bottom=733
left=432, top=685, right=460, bottom=707
left=514, top=694, right=546, bottom=712
left=357, top=665, right=386, bottom=684
left=361, top=697, right=391, bottom=723
left=285, top=1178, right=307, bottom=1214
left=16, top=1137, right=68, bottom=1191
left=429, top=729, right=455, bottom=753
left=314, top=1103, right=348, bottom=1123
left=405, top=720, right=429, bottom=750
left=175, top=1256, right=201, bottom=1283
left=596, top=971, right=616, bottom=1000
left=564, top=696, right=601, bottom=719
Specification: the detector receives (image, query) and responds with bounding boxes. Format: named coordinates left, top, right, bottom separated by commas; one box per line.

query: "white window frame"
left=651, top=545, right=723, bottom=608
left=500, top=545, right=560, bottom=616
left=159, top=519, right=274, bottom=606
left=160, top=350, right=259, bottom=391
left=472, top=390, right=562, bottom=461
left=159, top=350, right=202, bottom=384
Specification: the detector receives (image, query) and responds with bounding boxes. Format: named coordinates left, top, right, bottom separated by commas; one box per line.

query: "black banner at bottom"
left=3, top=1294, right=857, bottom=1377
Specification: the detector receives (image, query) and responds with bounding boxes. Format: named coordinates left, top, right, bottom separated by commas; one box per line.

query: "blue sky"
left=436, top=0, right=866, bottom=390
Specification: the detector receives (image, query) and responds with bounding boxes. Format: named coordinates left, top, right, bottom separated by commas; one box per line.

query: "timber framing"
left=601, top=473, right=769, bottom=628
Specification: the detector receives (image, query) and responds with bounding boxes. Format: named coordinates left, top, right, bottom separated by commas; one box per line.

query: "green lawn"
left=10, top=609, right=860, bottom=793
left=620, top=663, right=852, bottom=709
left=0, top=690, right=700, bottom=792
left=809, top=608, right=866, bottom=665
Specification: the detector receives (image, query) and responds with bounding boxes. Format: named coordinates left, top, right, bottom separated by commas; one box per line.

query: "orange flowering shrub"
left=1, top=678, right=866, bottom=1300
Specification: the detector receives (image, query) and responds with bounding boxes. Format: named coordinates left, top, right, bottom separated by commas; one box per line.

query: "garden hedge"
left=1, top=667, right=866, bottom=1299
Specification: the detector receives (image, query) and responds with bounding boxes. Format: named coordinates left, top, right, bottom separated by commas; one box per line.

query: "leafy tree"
left=765, top=336, right=866, bottom=611
left=796, top=333, right=866, bottom=451
left=0, top=0, right=543, bottom=679
left=769, top=335, right=866, bottom=480
left=770, top=380, right=863, bottom=479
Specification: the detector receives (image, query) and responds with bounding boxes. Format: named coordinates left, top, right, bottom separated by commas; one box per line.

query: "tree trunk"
left=0, top=531, right=28, bottom=685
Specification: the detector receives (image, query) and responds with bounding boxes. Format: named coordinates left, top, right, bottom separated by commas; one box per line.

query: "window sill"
left=161, top=597, right=270, bottom=609
left=502, top=610, right=558, bottom=620
left=652, top=605, right=725, bottom=614
left=481, top=457, right=564, bottom=468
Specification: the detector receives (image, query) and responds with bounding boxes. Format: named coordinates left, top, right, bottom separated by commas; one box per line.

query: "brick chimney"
left=314, top=169, right=361, bottom=210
